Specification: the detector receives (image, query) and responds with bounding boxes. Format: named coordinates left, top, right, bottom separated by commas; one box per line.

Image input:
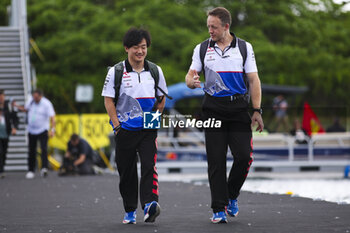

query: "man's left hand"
left=251, top=112, right=264, bottom=132
left=49, top=130, right=55, bottom=138
left=11, top=128, right=17, bottom=135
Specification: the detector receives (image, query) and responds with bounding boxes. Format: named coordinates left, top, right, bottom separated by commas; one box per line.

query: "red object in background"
left=166, top=152, right=178, bottom=160
left=302, top=102, right=325, bottom=136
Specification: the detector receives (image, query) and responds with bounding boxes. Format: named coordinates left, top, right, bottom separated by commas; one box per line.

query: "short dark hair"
left=0, top=89, right=4, bottom=95
left=123, top=27, right=151, bottom=48
left=70, top=133, right=80, bottom=142
left=208, top=7, right=232, bottom=27
left=32, top=89, right=43, bottom=96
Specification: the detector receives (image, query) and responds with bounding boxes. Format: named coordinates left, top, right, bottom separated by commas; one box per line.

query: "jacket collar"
left=209, top=32, right=236, bottom=48
left=124, top=59, right=150, bottom=73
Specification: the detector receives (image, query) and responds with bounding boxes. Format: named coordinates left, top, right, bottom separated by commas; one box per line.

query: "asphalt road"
left=1, top=172, right=350, bottom=233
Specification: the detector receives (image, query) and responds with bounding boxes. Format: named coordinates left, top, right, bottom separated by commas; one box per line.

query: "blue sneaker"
left=211, top=211, right=227, bottom=223
left=123, top=211, right=136, bottom=224
left=144, top=201, right=161, bottom=222
left=226, top=199, right=239, bottom=217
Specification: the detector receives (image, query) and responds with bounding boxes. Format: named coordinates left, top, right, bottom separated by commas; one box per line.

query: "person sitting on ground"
left=59, top=134, right=95, bottom=176
left=290, top=119, right=309, bottom=144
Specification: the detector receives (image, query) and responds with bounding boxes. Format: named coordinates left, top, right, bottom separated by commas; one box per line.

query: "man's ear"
left=124, top=46, right=129, bottom=53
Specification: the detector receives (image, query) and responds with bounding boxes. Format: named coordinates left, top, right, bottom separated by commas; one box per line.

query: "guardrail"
left=308, top=132, right=350, bottom=161
left=157, top=132, right=350, bottom=162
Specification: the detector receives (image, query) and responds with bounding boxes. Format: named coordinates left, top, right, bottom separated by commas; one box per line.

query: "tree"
left=0, top=0, right=11, bottom=26
left=22, top=0, right=350, bottom=113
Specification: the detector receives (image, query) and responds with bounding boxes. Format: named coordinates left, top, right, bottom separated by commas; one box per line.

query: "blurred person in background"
left=273, top=95, right=289, bottom=133
left=58, top=134, right=95, bottom=176
left=290, top=119, right=309, bottom=144
left=327, top=117, right=346, bottom=133
left=0, top=89, right=18, bottom=178
left=16, top=89, right=55, bottom=179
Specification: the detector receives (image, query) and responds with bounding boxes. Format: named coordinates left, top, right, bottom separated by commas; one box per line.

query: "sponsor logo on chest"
left=206, top=47, right=216, bottom=61
left=123, top=72, right=131, bottom=79
left=122, top=72, right=133, bottom=88
left=124, top=82, right=133, bottom=88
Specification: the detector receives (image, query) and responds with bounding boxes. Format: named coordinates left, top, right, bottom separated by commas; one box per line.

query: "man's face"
left=207, top=15, right=228, bottom=42
left=125, top=38, right=148, bottom=64
left=32, top=92, right=42, bottom=103
left=71, top=139, right=79, bottom=146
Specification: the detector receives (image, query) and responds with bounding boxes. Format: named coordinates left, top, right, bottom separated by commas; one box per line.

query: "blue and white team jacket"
left=101, top=59, right=168, bottom=131
left=190, top=35, right=258, bottom=97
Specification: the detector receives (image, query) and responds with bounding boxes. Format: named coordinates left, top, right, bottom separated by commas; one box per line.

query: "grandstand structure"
left=0, top=0, right=33, bottom=171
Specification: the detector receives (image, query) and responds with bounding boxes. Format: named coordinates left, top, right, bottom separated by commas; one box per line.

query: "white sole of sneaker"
left=122, top=220, right=136, bottom=224
left=211, top=218, right=228, bottom=224
left=225, top=207, right=239, bottom=217
left=226, top=211, right=239, bottom=217
left=144, top=202, right=160, bottom=223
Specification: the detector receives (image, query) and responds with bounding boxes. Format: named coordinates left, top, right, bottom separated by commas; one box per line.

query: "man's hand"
left=251, top=112, right=264, bottom=133
left=13, top=101, right=26, bottom=112
left=11, top=128, right=17, bottom=135
left=114, top=125, right=121, bottom=136
left=74, top=154, right=86, bottom=167
left=65, top=152, right=72, bottom=159
left=49, top=129, right=55, bottom=138
left=186, top=69, right=201, bottom=89
left=192, top=70, right=201, bottom=88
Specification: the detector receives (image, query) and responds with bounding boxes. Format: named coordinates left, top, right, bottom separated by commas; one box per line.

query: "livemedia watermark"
left=143, top=110, right=221, bottom=129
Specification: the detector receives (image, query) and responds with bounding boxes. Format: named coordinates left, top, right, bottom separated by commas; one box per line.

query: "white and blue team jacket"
left=190, top=35, right=258, bottom=97
left=102, top=59, right=168, bottom=131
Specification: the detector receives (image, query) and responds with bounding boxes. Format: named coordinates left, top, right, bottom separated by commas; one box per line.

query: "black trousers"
left=115, top=129, right=158, bottom=212
left=28, top=130, right=48, bottom=172
left=205, top=121, right=253, bottom=213
left=0, top=138, right=9, bottom=173
left=202, top=94, right=253, bottom=213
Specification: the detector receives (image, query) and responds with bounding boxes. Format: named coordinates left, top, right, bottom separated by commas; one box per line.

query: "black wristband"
left=253, top=108, right=263, bottom=115
left=113, top=125, right=121, bottom=132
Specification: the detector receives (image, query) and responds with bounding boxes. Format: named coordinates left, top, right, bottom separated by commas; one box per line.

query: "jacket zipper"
left=137, top=72, right=141, bottom=83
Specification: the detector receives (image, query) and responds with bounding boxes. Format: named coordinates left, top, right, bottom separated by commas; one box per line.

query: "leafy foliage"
left=2, top=0, right=349, bottom=113
left=0, top=0, right=11, bottom=26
